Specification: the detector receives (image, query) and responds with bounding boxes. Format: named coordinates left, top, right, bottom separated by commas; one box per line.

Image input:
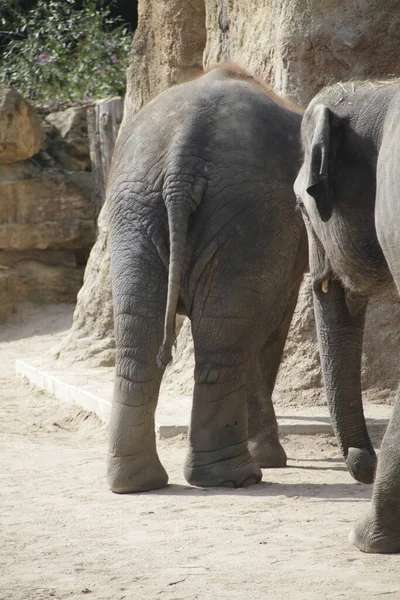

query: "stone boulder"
left=274, top=278, right=400, bottom=407
left=204, top=0, right=400, bottom=107
left=124, top=0, right=206, bottom=114
left=361, top=285, right=400, bottom=404
left=44, top=106, right=91, bottom=172
left=0, top=86, right=44, bottom=164
left=0, top=159, right=95, bottom=252
left=52, top=205, right=115, bottom=366
left=0, top=249, right=84, bottom=322
left=0, top=89, right=97, bottom=321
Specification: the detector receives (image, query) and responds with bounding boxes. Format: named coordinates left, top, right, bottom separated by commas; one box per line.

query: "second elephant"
left=106, top=66, right=307, bottom=493
left=295, top=80, right=400, bottom=552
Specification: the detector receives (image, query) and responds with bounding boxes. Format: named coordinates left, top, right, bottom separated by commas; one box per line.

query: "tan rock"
left=44, top=106, right=91, bottom=171
left=362, top=285, right=400, bottom=405
left=0, top=160, right=96, bottom=251
left=204, top=0, right=400, bottom=107
left=0, top=250, right=84, bottom=322
left=0, top=86, right=44, bottom=164
left=124, top=0, right=206, bottom=115
left=53, top=205, right=115, bottom=367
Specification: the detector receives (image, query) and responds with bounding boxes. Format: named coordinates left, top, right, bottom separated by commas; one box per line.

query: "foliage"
left=0, top=0, right=132, bottom=101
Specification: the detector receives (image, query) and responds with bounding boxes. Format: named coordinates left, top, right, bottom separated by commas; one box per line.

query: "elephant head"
left=293, top=84, right=396, bottom=485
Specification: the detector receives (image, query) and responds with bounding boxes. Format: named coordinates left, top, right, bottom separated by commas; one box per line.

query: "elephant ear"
left=306, top=104, right=343, bottom=222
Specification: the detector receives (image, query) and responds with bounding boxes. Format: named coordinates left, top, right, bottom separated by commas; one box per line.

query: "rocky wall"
left=204, top=0, right=400, bottom=107
left=0, top=87, right=96, bottom=321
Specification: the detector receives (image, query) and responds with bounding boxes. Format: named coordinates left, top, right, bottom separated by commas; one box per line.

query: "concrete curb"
left=15, top=358, right=389, bottom=439
left=15, top=359, right=112, bottom=422
left=15, top=358, right=183, bottom=439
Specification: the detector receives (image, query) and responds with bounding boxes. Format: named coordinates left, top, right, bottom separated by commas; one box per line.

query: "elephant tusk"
left=321, top=279, right=329, bottom=293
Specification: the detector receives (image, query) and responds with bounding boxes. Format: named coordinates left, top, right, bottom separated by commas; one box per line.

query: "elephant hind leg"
left=247, top=363, right=286, bottom=469
left=108, top=339, right=168, bottom=493
left=185, top=301, right=262, bottom=488
left=247, top=282, right=301, bottom=468
left=107, top=245, right=168, bottom=493
left=184, top=357, right=262, bottom=488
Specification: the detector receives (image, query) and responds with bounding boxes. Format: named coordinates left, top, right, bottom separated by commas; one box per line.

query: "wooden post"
left=87, top=96, right=123, bottom=215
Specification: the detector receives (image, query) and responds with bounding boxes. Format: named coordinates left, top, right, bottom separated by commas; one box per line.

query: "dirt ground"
left=1, top=304, right=400, bottom=600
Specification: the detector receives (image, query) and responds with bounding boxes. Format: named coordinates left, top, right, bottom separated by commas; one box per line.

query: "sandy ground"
left=1, top=304, right=400, bottom=600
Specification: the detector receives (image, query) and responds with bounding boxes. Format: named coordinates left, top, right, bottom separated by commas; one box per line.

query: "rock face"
left=276, top=280, right=400, bottom=407
left=0, top=87, right=44, bottom=164
left=0, top=250, right=84, bottom=322
left=44, top=106, right=91, bottom=172
left=59, top=0, right=400, bottom=407
left=0, top=89, right=96, bottom=321
left=53, top=205, right=115, bottom=366
left=204, top=0, right=400, bottom=107
left=124, top=0, right=206, bottom=114
left=0, top=160, right=95, bottom=251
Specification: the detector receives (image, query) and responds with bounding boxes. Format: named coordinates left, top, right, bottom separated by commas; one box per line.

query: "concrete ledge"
left=156, top=424, right=189, bottom=439
left=16, top=358, right=112, bottom=422
left=15, top=358, right=390, bottom=440
left=15, top=358, right=185, bottom=439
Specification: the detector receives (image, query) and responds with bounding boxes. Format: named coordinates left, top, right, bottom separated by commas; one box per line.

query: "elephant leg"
left=247, top=362, right=286, bottom=468
left=184, top=284, right=262, bottom=488
left=247, top=286, right=300, bottom=468
left=107, top=241, right=168, bottom=494
left=349, top=184, right=400, bottom=552
left=184, top=348, right=262, bottom=488
left=349, top=391, right=400, bottom=553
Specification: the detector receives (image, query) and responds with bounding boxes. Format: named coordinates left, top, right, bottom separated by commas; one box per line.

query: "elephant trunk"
left=313, top=278, right=376, bottom=484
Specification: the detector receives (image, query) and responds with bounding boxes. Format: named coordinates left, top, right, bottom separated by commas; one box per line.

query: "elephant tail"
left=157, top=180, right=204, bottom=368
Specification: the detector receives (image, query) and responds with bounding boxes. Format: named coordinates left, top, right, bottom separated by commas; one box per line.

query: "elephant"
left=294, top=80, right=400, bottom=553
left=106, top=65, right=307, bottom=494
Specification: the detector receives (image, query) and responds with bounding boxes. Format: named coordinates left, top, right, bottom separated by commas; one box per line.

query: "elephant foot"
left=184, top=448, right=262, bottom=488
left=248, top=437, right=287, bottom=468
left=345, top=447, right=377, bottom=484
left=107, top=454, right=168, bottom=494
left=349, top=512, right=400, bottom=554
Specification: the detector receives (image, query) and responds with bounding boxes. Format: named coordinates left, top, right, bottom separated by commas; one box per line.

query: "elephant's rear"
left=106, top=68, right=306, bottom=494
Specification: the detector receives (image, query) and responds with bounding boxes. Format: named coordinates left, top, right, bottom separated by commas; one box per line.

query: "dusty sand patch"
left=1, top=304, right=400, bottom=600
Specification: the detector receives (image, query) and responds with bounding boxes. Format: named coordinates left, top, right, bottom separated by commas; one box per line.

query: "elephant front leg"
left=349, top=391, right=400, bottom=553
left=184, top=361, right=262, bottom=488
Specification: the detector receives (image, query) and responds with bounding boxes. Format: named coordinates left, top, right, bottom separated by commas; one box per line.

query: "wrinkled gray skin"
left=107, top=67, right=306, bottom=493
left=295, top=81, right=400, bottom=553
